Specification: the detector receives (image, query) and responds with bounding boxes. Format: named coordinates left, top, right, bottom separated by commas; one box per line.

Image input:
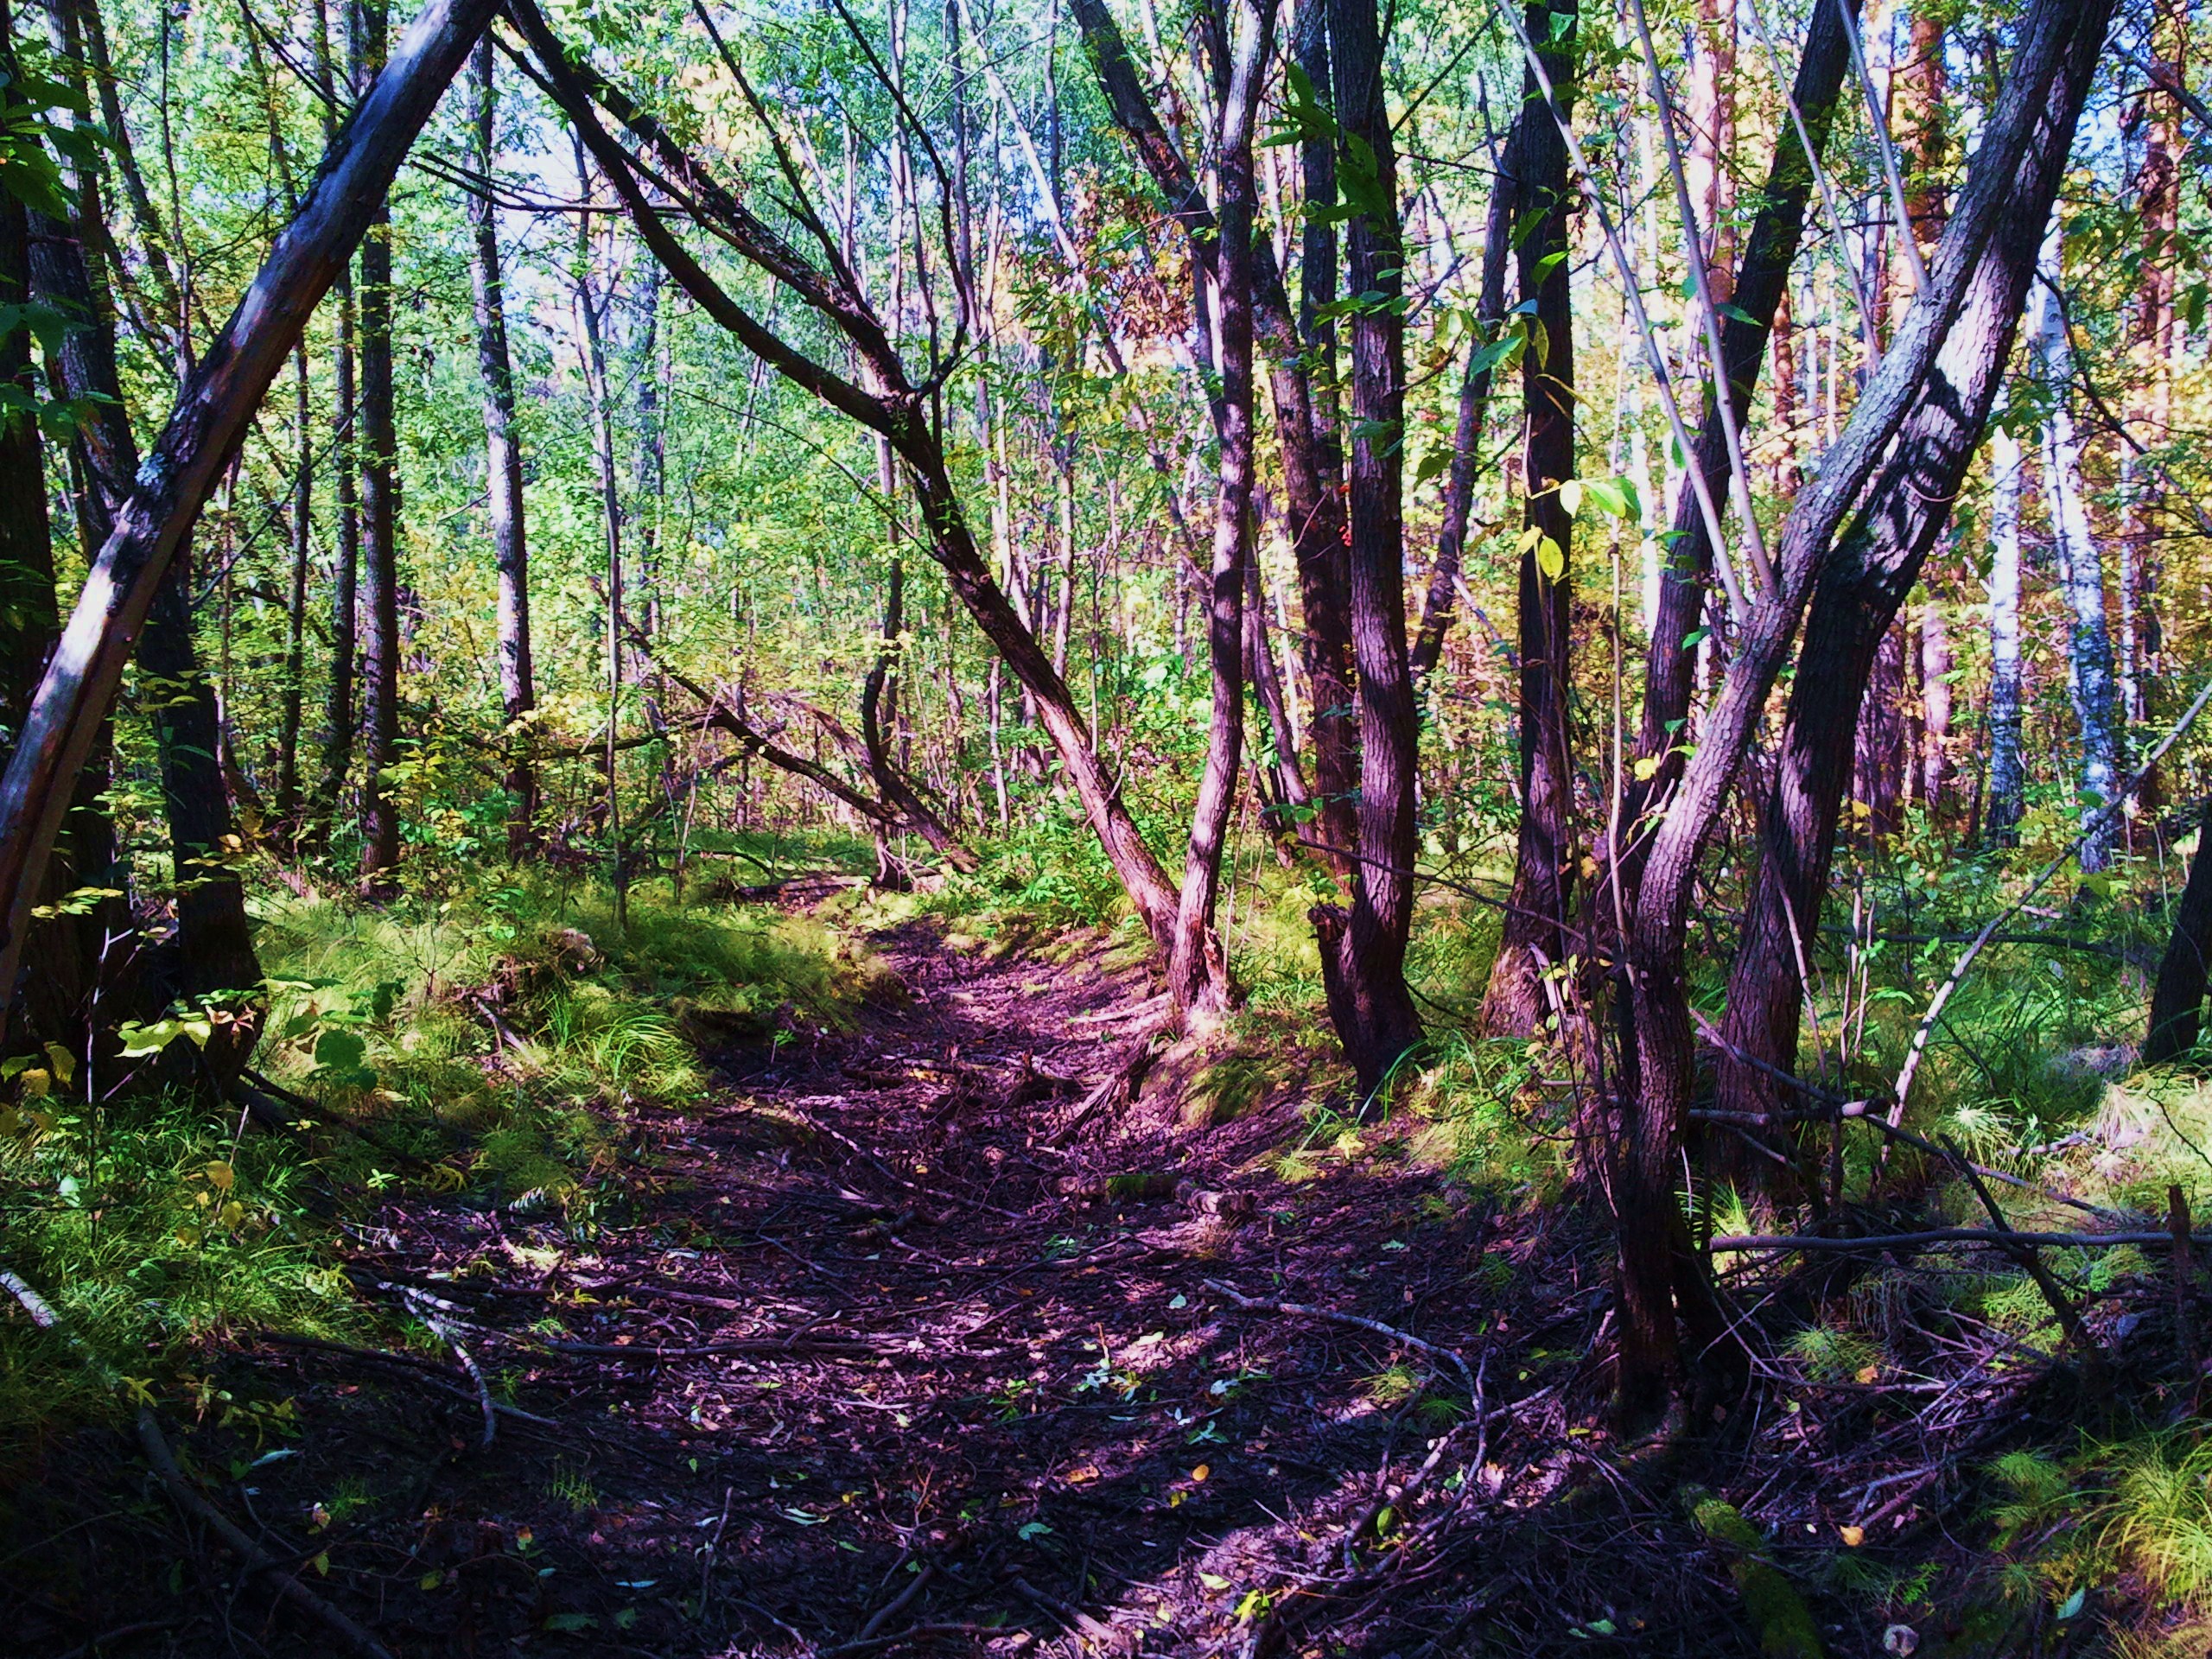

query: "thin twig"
left=137, top=1408, right=396, bottom=1659
left=1203, top=1280, right=1478, bottom=1396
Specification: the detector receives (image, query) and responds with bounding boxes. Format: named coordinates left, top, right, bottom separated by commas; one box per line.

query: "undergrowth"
left=0, top=870, right=879, bottom=1455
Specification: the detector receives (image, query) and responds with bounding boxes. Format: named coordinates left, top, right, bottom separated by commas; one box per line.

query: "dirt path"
left=12, top=921, right=1714, bottom=1656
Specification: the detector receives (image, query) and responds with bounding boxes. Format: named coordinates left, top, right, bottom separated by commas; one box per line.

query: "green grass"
left=0, top=869, right=880, bottom=1449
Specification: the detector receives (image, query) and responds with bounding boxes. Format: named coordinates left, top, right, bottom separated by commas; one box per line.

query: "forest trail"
left=38, top=919, right=1612, bottom=1657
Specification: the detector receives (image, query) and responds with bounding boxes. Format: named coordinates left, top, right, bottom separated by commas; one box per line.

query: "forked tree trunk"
left=1708, top=0, right=2110, bottom=1139
left=1616, top=0, right=2101, bottom=1424
left=0, top=0, right=502, bottom=1025
left=469, top=39, right=537, bottom=860
left=1617, top=0, right=1857, bottom=886
left=1481, top=0, right=1579, bottom=1039
left=1312, top=0, right=1423, bottom=1091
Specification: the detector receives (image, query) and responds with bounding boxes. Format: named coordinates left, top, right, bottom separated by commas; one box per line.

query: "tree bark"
left=1616, top=0, right=2101, bottom=1424
left=1709, top=0, right=2109, bottom=1138
left=1617, top=0, right=1857, bottom=884
left=1312, top=0, right=1423, bottom=1092
left=2147, top=798, right=2212, bottom=1066
left=354, top=0, right=404, bottom=892
left=1481, top=0, right=1579, bottom=1039
left=2032, top=241, right=2123, bottom=874
left=0, top=0, right=503, bottom=1025
left=1167, top=0, right=1270, bottom=1020
left=469, top=38, right=536, bottom=861
left=1984, top=421, right=2026, bottom=843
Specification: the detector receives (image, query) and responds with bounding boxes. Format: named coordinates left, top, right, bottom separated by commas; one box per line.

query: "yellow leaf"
left=217, top=1200, right=245, bottom=1229
left=175, top=1225, right=202, bottom=1249
left=1633, top=755, right=1662, bottom=782
left=18, top=1068, right=48, bottom=1099
left=1065, top=1465, right=1099, bottom=1484
left=1199, top=1572, right=1232, bottom=1591
left=41, top=1043, right=74, bottom=1086
left=1839, top=1525, right=1865, bottom=1548
left=312, top=1552, right=331, bottom=1577
left=1855, top=1364, right=1879, bottom=1383
left=1190, top=1464, right=1211, bottom=1483
left=204, top=1161, right=235, bottom=1192
left=419, top=1570, right=443, bottom=1591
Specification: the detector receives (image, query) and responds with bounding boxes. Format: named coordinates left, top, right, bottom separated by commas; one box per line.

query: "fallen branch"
left=1203, top=1279, right=1478, bottom=1395
left=1711, top=1228, right=2205, bottom=1253
left=136, top=1408, right=396, bottom=1659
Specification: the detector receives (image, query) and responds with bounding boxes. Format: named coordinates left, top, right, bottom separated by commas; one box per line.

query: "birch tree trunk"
left=2031, top=232, right=2123, bottom=874
left=1983, top=421, right=2026, bottom=844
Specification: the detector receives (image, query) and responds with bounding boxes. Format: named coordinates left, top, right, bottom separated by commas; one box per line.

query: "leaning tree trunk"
left=1616, top=0, right=2102, bottom=1425
left=1481, top=0, right=1579, bottom=1039
left=0, top=0, right=503, bottom=1023
left=2148, top=798, right=2212, bottom=1066
left=1617, top=0, right=1858, bottom=889
left=516, top=0, right=1182, bottom=952
left=1311, top=0, right=1423, bottom=1092
left=469, top=38, right=537, bottom=861
left=1709, top=0, right=2111, bottom=1133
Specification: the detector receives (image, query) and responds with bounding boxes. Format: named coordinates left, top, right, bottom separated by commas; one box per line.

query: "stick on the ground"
left=1203, top=1279, right=1478, bottom=1395
left=1942, top=1135, right=2100, bottom=1369
left=137, top=1408, right=397, bottom=1659
left=1711, top=1228, right=2209, bottom=1252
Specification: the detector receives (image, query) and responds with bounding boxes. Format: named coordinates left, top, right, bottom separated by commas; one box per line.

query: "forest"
left=7, top=0, right=2212, bottom=1650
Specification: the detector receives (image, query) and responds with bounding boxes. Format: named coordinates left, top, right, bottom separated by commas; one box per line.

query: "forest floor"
left=3, top=911, right=2122, bottom=1657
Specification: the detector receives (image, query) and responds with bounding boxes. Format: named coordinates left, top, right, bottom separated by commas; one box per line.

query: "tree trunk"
left=24, top=16, right=259, bottom=1053
left=1709, top=0, right=2108, bottom=1138
left=1618, top=0, right=1858, bottom=880
left=1618, top=0, right=2103, bottom=1423
left=355, top=0, right=404, bottom=893
left=2147, top=798, right=2212, bottom=1067
left=470, top=39, right=536, bottom=861
left=1984, top=421, right=2025, bottom=843
left=0, top=0, right=503, bottom=1023
left=1410, top=132, right=1515, bottom=681
left=2032, top=238, right=2123, bottom=874
left=1167, top=0, right=1268, bottom=1020
left=1312, top=0, right=1423, bottom=1092
left=572, top=130, right=628, bottom=926
left=1481, top=0, right=1579, bottom=1039
left=1286, top=0, right=1357, bottom=868
left=274, top=345, right=312, bottom=830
